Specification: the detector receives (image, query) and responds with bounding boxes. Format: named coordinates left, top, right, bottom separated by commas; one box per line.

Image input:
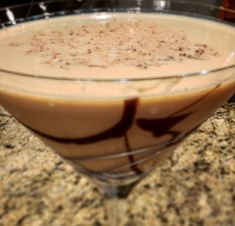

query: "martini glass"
left=0, top=0, right=235, bottom=225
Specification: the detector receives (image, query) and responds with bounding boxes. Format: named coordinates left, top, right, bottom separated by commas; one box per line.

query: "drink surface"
left=0, top=13, right=235, bottom=78
left=0, top=13, right=235, bottom=181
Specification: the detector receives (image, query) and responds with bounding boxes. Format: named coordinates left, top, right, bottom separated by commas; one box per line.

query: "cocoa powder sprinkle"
left=12, top=18, right=219, bottom=70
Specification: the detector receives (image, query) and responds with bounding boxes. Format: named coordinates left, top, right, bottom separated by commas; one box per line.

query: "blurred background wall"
left=0, top=0, right=224, bottom=8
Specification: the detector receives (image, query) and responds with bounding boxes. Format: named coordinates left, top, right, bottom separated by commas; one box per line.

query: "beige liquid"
left=0, top=13, right=235, bottom=180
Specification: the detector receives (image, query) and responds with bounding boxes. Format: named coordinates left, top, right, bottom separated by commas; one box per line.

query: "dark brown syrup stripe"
left=109, top=132, right=185, bottom=173
left=18, top=83, right=221, bottom=145
left=137, top=113, right=192, bottom=142
left=171, top=83, right=221, bottom=117
left=137, top=83, right=221, bottom=140
left=69, top=127, right=198, bottom=182
left=17, top=83, right=221, bottom=177
left=18, top=98, right=143, bottom=175
left=124, top=132, right=142, bottom=174
left=20, top=98, right=138, bottom=144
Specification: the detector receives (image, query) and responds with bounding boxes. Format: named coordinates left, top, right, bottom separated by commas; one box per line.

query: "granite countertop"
left=0, top=104, right=235, bottom=226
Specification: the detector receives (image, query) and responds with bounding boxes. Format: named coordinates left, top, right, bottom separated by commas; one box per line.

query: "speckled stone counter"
left=0, top=104, right=235, bottom=226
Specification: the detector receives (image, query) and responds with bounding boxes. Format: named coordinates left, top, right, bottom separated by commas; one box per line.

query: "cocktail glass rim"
left=0, top=0, right=235, bottom=82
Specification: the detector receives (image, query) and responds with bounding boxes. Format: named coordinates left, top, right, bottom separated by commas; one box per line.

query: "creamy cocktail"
left=0, top=13, right=235, bottom=182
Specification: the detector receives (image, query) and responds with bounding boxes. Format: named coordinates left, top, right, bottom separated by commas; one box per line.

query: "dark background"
left=0, top=0, right=224, bottom=8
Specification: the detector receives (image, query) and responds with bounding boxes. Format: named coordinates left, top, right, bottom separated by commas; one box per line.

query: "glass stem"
left=100, top=182, right=138, bottom=226
left=105, top=194, right=129, bottom=226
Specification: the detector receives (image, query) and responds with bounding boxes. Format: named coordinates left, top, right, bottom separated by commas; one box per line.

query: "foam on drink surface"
left=8, top=16, right=217, bottom=69
left=0, top=13, right=234, bottom=79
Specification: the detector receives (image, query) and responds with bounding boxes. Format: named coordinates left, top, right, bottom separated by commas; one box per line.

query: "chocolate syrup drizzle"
left=136, top=84, right=221, bottom=142
left=19, top=84, right=221, bottom=177
left=137, top=113, right=191, bottom=142
left=21, top=98, right=143, bottom=174
left=124, top=132, right=142, bottom=174
left=26, top=99, right=138, bottom=144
